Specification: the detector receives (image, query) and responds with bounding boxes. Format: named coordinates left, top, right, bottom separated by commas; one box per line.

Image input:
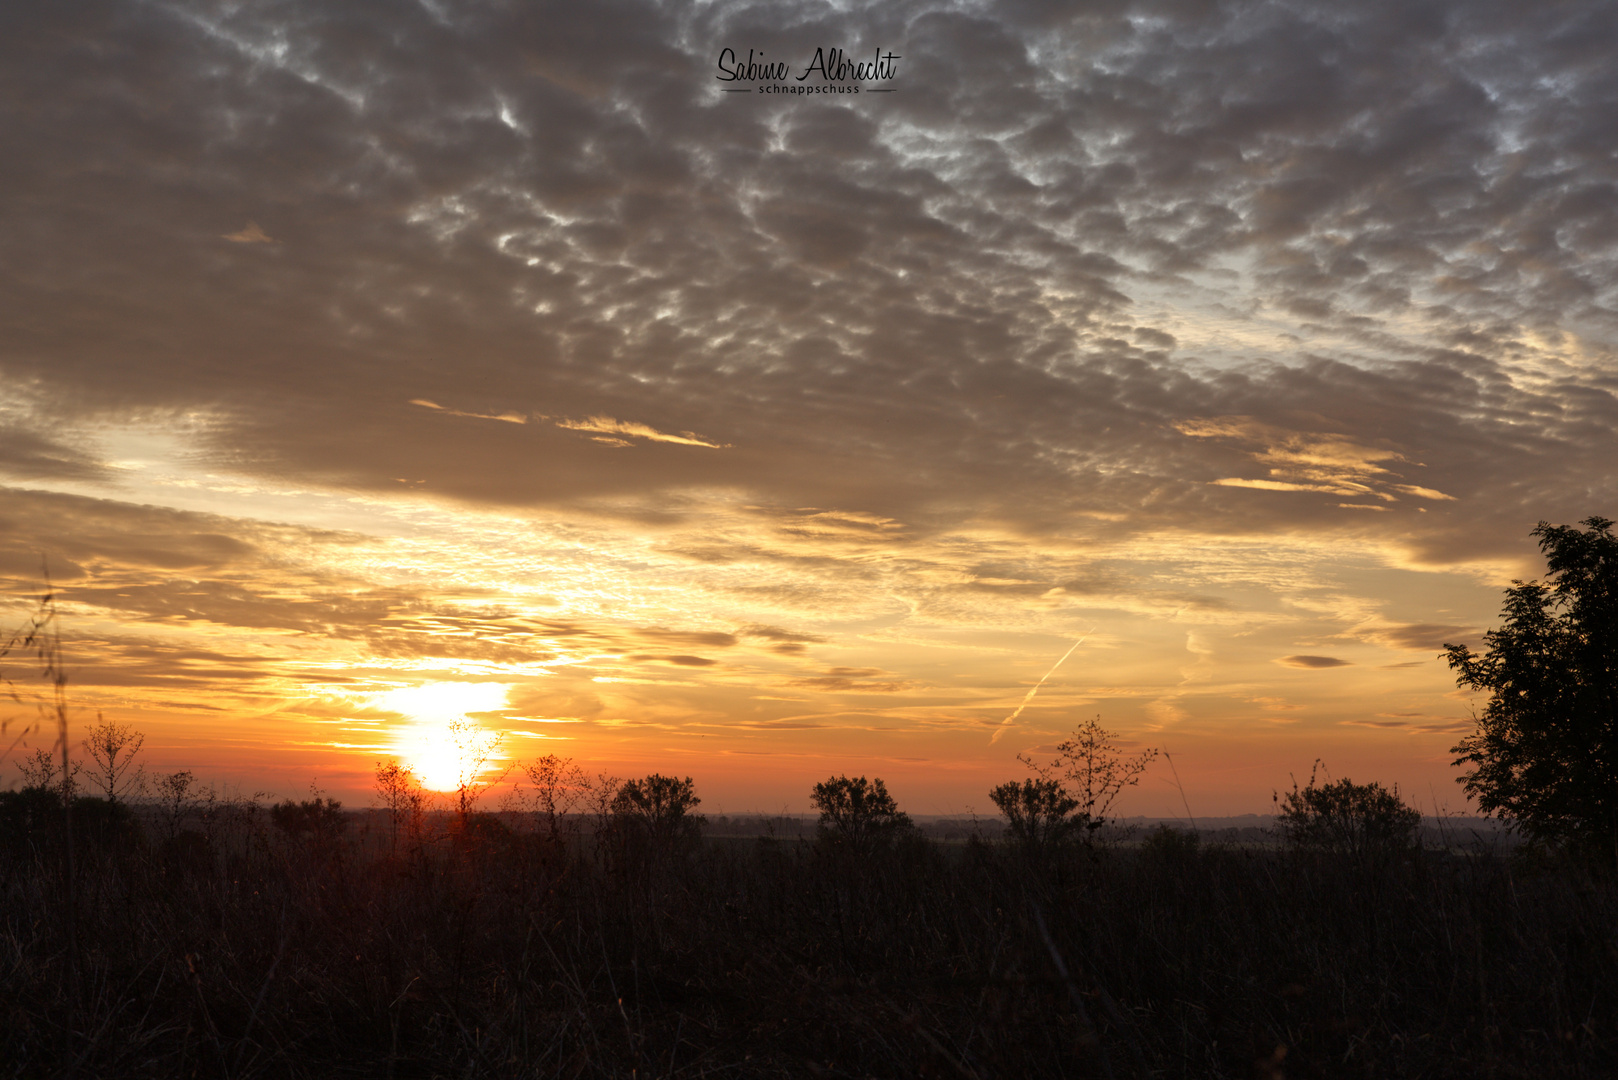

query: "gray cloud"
left=0, top=0, right=1614, bottom=566
left=1277, top=655, right=1352, bottom=669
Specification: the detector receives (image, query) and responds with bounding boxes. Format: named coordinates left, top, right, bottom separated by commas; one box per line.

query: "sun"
left=373, top=682, right=511, bottom=791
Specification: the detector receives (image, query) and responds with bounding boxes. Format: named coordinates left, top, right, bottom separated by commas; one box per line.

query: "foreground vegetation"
left=2, top=788, right=1614, bottom=1079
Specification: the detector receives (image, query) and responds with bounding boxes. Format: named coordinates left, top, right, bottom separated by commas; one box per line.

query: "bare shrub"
left=80, top=714, right=145, bottom=805
left=1017, top=715, right=1156, bottom=843
left=443, top=718, right=509, bottom=829
left=153, top=769, right=198, bottom=842
left=16, top=746, right=79, bottom=795
left=517, top=753, right=588, bottom=842
left=374, top=760, right=427, bottom=857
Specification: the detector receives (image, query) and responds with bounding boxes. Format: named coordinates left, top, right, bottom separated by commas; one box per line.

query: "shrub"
left=1139, top=822, right=1200, bottom=861
left=0, top=790, right=142, bottom=859
left=517, top=753, right=589, bottom=842
left=79, top=715, right=145, bottom=805
left=810, top=775, right=912, bottom=854
left=270, top=796, right=347, bottom=843
left=1276, top=765, right=1420, bottom=857
left=988, top=778, right=1079, bottom=850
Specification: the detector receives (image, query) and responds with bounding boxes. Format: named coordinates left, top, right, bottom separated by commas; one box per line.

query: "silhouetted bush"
left=990, top=777, right=1080, bottom=851
left=1139, top=821, right=1200, bottom=861
left=1277, top=766, right=1421, bottom=857
left=269, top=795, right=347, bottom=842
left=810, top=775, right=913, bottom=854
left=0, top=788, right=142, bottom=860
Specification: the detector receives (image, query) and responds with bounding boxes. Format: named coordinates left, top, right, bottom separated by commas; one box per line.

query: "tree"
left=1275, top=763, right=1420, bottom=857
left=989, top=778, right=1080, bottom=850
left=810, top=775, right=912, bottom=854
left=518, top=753, right=588, bottom=842
left=610, top=774, right=704, bottom=856
left=1017, top=715, right=1156, bottom=842
left=1445, top=517, right=1618, bottom=862
left=444, top=718, right=509, bottom=830
left=80, top=714, right=144, bottom=805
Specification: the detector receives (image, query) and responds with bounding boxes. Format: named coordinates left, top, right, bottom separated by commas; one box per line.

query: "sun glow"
left=374, top=682, right=511, bottom=791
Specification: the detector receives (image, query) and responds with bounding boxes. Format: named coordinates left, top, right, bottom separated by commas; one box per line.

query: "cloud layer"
left=1, top=0, right=1614, bottom=809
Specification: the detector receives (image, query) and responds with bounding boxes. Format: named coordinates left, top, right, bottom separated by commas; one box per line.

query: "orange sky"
left=3, top=1, right=1615, bottom=817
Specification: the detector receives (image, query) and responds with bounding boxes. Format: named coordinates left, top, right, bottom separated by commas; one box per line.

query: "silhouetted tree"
left=810, top=775, right=912, bottom=854
left=989, top=778, right=1080, bottom=850
left=1446, top=516, right=1618, bottom=863
left=518, top=753, right=588, bottom=842
left=610, top=774, right=703, bottom=855
left=1276, top=763, right=1420, bottom=857
left=444, top=719, right=509, bottom=831
left=1018, top=716, right=1156, bottom=842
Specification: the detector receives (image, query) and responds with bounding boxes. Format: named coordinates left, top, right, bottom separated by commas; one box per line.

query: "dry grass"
left=2, top=801, right=1614, bottom=1078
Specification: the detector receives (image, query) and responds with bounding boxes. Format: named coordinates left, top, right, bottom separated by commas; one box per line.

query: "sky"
left=2, top=0, right=1615, bottom=816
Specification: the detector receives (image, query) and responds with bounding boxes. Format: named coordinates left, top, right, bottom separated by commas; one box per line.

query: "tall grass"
left=1, top=801, right=1613, bottom=1078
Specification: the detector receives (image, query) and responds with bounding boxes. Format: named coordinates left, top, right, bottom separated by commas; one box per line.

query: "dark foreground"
left=2, top=809, right=1614, bottom=1079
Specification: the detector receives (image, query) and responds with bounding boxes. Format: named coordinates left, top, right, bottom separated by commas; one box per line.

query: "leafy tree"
left=1017, top=716, right=1156, bottom=842
left=610, top=774, right=704, bottom=853
left=1446, top=517, right=1618, bottom=862
left=988, top=778, right=1080, bottom=850
left=1275, top=764, right=1420, bottom=857
left=810, top=775, right=912, bottom=854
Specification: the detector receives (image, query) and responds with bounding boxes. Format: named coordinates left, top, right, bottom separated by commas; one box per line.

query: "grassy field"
left=2, top=796, right=1613, bottom=1078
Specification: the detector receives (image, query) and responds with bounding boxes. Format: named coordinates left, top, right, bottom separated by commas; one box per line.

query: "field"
left=2, top=796, right=1614, bottom=1079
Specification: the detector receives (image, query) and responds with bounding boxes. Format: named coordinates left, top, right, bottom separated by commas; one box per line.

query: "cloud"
left=411, top=400, right=526, bottom=424
left=789, top=666, right=908, bottom=693
left=1276, top=655, right=1353, bottom=669
left=553, top=416, right=728, bottom=449
left=0, top=428, right=111, bottom=483
left=1362, top=623, right=1476, bottom=651
left=631, top=654, right=718, bottom=667
left=222, top=223, right=275, bottom=244
left=0, top=0, right=1610, bottom=568
left=635, top=628, right=738, bottom=649
left=0, top=0, right=1614, bottom=806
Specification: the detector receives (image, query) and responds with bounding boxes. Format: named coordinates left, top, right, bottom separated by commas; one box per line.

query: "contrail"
left=990, top=629, right=1095, bottom=744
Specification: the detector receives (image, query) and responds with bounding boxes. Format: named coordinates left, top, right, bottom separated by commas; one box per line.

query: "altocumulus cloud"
left=1, top=0, right=1615, bottom=562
